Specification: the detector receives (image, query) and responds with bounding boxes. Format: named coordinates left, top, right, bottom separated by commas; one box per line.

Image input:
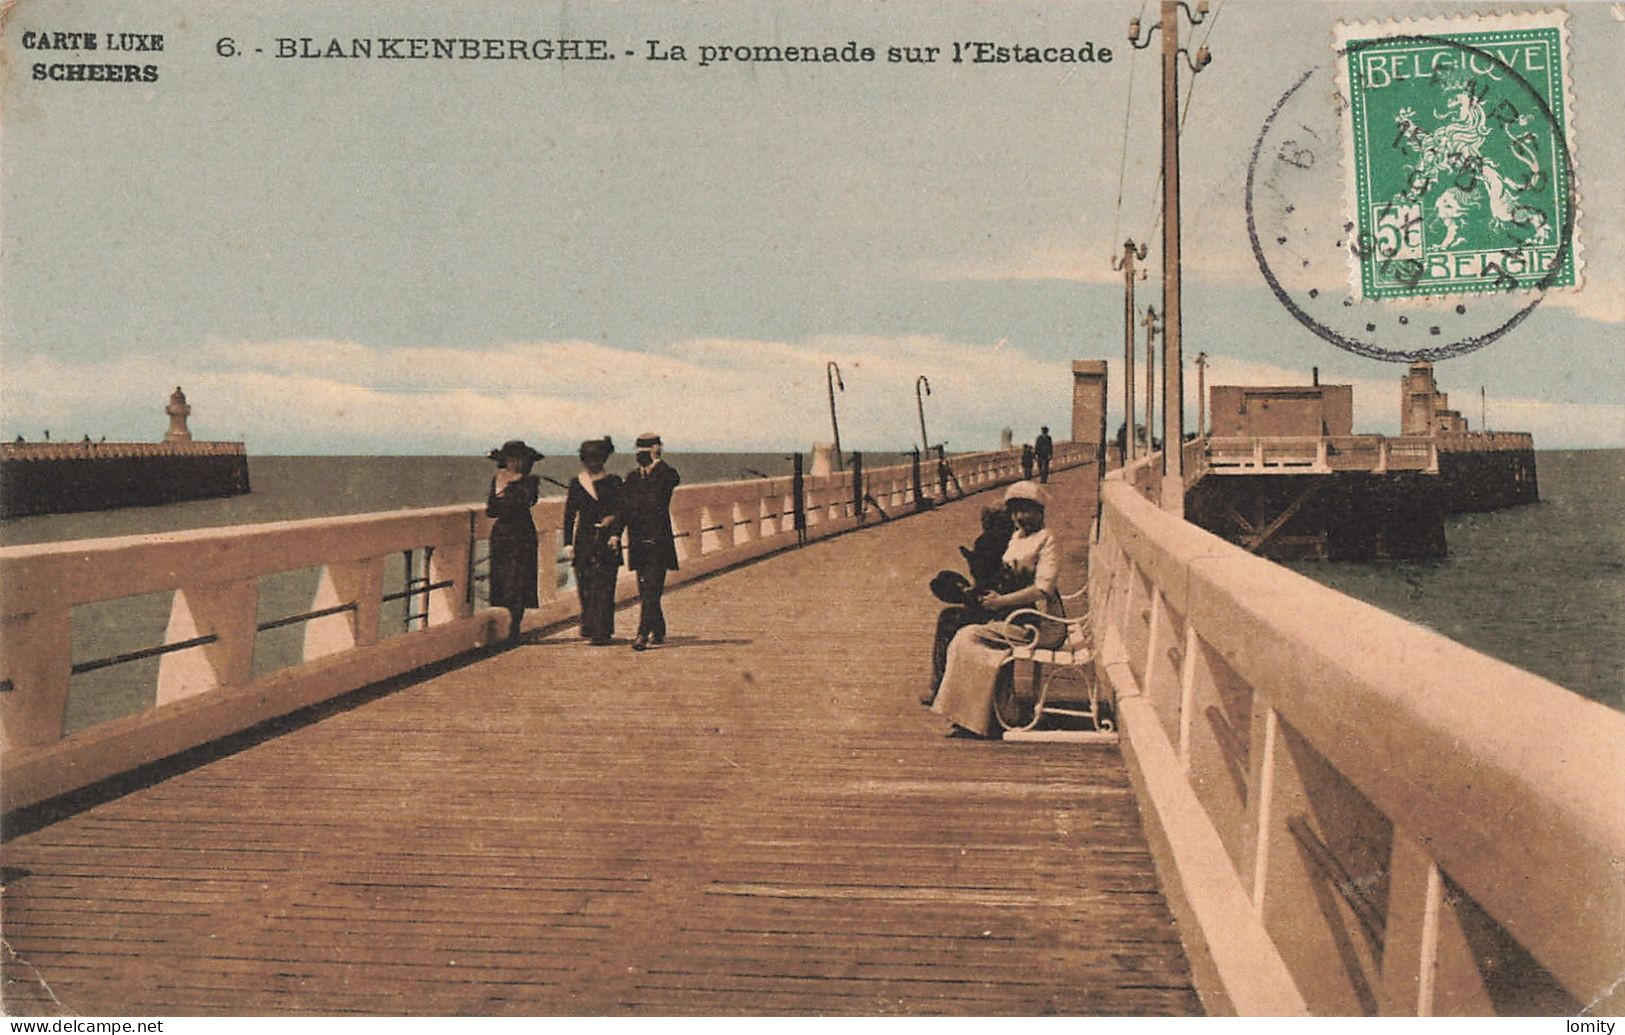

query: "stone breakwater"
left=1434, top=431, right=1539, bottom=513
left=0, top=441, right=250, bottom=520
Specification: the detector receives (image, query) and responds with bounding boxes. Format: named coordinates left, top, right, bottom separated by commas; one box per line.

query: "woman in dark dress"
left=563, top=436, right=624, bottom=645
left=485, top=440, right=543, bottom=645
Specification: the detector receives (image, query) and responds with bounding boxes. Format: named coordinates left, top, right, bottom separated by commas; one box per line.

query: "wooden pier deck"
left=1, top=467, right=1200, bottom=1016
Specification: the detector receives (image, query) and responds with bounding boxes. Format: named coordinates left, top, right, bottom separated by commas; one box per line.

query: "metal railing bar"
left=71, top=634, right=219, bottom=676
left=381, top=579, right=454, bottom=604
left=256, top=602, right=357, bottom=634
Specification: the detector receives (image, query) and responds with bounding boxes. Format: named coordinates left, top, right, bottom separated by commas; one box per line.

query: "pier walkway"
left=1, top=467, right=1200, bottom=1016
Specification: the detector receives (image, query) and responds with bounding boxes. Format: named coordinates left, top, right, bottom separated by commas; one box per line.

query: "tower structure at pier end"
left=1401, top=362, right=1469, bottom=435
left=1071, top=360, right=1108, bottom=465
left=1400, top=362, right=1537, bottom=512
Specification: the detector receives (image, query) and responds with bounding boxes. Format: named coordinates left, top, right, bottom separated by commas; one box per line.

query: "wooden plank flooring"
left=1, top=467, right=1200, bottom=1015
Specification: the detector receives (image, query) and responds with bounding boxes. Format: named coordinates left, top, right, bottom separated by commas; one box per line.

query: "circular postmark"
left=1246, top=30, right=1578, bottom=363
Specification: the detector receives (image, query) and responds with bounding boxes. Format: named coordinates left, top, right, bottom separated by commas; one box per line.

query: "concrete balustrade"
left=1198, top=435, right=1439, bottom=475
left=1434, top=431, right=1535, bottom=453
left=1091, top=458, right=1625, bottom=1016
left=1, top=445, right=1089, bottom=812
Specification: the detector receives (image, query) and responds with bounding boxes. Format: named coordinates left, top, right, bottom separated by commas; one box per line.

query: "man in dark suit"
left=1034, top=426, right=1054, bottom=483
left=624, top=431, right=682, bottom=651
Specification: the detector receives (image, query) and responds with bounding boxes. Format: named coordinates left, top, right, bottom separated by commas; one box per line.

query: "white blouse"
left=1002, top=527, right=1059, bottom=607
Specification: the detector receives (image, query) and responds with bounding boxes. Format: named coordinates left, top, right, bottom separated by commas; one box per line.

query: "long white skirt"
left=930, top=623, right=1014, bottom=737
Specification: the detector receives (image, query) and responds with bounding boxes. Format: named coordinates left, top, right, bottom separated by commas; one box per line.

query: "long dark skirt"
left=488, top=522, right=539, bottom=609
left=575, top=560, right=618, bottom=642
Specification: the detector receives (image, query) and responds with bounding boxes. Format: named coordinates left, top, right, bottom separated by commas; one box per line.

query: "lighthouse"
left=164, top=386, right=193, bottom=442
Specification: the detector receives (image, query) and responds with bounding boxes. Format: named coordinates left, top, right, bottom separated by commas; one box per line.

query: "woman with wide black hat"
left=563, top=436, right=624, bottom=645
left=485, top=440, right=544, bottom=645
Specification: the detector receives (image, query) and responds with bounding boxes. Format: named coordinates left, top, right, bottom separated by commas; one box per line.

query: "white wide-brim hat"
left=1003, top=480, right=1049, bottom=508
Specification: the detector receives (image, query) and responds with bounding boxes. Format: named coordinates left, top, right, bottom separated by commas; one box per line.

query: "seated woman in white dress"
left=932, top=481, right=1061, bottom=738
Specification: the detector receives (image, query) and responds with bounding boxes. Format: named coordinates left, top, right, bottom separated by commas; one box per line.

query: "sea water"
left=1287, top=449, right=1623, bottom=711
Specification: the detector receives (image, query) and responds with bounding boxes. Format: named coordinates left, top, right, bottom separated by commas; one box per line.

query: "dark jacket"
left=563, top=473, right=624, bottom=570
left=484, top=474, right=540, bottom=609
left=1034, top=433, right=1053, bottom=460
left=623, top=461, right=681, bottom=571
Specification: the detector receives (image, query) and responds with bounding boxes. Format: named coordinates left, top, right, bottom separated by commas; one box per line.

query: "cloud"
left=3, top=335, right=1076, bottom=455
left=11, top=332, right=1621, bottom=454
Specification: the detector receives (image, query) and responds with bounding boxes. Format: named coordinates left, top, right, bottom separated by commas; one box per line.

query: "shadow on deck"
left=1, top=467, right=1199, bottom=1015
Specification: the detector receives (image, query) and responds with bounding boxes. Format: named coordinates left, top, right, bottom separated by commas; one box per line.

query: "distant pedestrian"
left=485, top=440, right=543, bottom=645
left=1034, top=426, right=1054, bottom=483
left=623, top=432, right=681, bottom=651
left=1020, top=443, right=1035, bottom=480
left=563, top=436, right=624, bottom=646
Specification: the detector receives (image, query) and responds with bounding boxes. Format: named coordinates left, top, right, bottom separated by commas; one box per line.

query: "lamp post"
left=1143, top=306, right=1159, bottom=454
left=826, top=361, right=845, bottom=472
left=1195, top=351, right=1208, bottom=438
left=1131, top=0, right=1212, bottom=515
left=915, top=375, right=932, bottom=456
left=1113, top=240, right=1148, bottom=460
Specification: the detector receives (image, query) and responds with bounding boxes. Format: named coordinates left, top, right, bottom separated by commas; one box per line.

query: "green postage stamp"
left=1335, top=11, right=1580, bottom=301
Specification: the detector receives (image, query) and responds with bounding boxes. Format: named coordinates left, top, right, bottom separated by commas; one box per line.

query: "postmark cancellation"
left=1334, top=10, right=1581, bottom=302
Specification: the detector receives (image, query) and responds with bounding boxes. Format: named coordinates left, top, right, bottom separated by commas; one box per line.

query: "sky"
left=2, top=0, right=1621, bottom=454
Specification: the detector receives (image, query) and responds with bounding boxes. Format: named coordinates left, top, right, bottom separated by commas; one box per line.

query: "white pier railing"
left=1089, top=457, right=1625, bottom=1016
left=1194, top=435, right=1439, bottom=477
left=0, top=444, right=1091, bottom=811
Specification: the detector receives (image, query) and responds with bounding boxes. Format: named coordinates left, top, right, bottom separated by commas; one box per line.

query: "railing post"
left=758, top=493, right=776, bottom=540
left=0, top=606, right=72, bottom=750
left=851, top=452, right=864, bottom=524
left=673, top=507, right=698, bottom=564
left=303, top=560, right=383, bottom=661
left=537, top=519, right=560, bottom=605
left=792, top=453, right=807, bottom=545
left=157, top=578, right=259, bottom=703
left=1253, top=438, right=1265, bottom=470
left=1176, top=622, right=1199, bottom=767
left=1244, top=696, right=1279, bottom=911
left=428, top=535, right=470, bottom=625
left=1381, top=828, right=1444, bottom=1016
left=910, top=448, right=925, bottom=512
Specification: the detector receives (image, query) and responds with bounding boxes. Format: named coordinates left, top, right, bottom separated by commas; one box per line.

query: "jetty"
left=1170, top=364, right=1539, bottom=560
left=0, top=388, right=249, bottom=521
left=2, top=365, right=1622, bottom=1017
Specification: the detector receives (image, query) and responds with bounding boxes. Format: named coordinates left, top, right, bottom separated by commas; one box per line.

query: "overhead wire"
left=1138, top=0, right=1227, bottom=248
left=1108, top=1, right=1149, bottom=261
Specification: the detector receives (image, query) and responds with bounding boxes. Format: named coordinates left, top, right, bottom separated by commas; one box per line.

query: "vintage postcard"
left=1, top=0, right=1620, bottom=1021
